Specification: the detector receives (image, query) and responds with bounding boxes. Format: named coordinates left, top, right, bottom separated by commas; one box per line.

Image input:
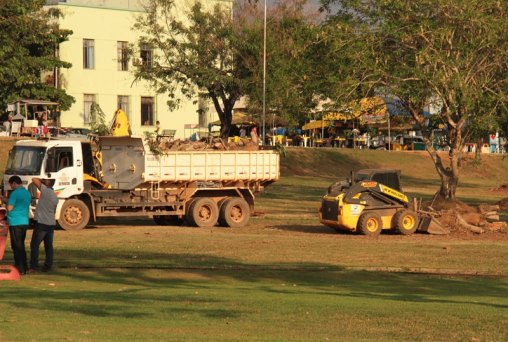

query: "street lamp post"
left=262, top=0, right=267, bottom=146
left=387, top=112, right=391, bottom=151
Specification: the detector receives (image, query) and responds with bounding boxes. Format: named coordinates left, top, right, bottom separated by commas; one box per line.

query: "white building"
left=45, top=0, right=231, bottom=138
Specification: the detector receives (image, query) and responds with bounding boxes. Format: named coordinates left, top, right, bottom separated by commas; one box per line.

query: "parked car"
left=66, top=128, right=92, bottom=138
left=392, top=134, right=425, bottom=150
left=48, top=127, right=92, bottom=139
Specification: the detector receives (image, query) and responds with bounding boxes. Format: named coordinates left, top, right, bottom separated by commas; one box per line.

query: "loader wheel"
left=357, top=212, right=382, bottom=236
left=393, top=210, right=419, bottom=235
left=187, top=198, right=218, bottom=227
left=218, top=197, right=250, bottom=228
left=58, top=199, right=90, bottom=231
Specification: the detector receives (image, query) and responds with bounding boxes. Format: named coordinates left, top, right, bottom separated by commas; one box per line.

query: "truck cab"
left=2, top=139, right=95, bottom=221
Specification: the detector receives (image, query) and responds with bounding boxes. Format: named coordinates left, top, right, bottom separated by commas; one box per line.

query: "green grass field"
left=1, top=142, right=507, bottom=341
left=2, top=268, right=507, bottom=341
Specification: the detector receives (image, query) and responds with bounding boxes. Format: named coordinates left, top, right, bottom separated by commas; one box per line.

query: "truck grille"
left=322, top=200, right=339, bottom=221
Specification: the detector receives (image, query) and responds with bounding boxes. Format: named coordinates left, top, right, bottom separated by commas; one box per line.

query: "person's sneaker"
left=41, top=266, right=51, bottom=272
left=27, top=268, right=39, bottom=274
left=15, top=266, right=26, bottom=275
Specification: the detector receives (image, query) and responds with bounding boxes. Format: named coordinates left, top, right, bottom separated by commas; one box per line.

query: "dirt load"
left=155, top=136, right=260, bottom=152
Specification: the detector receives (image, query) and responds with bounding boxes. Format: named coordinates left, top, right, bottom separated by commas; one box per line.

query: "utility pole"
left=262, top=0, right=267, bottom=146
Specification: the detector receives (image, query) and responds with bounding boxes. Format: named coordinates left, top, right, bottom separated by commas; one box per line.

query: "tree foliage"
left=0, top=0, right=74, bottom=112
left=318, top=0, right=508, bottom=199
left=133, top=0, right=251, bottom=139
left=89, top=103, right=110, bottom=136
left=235, top=0, right=322, bottom=128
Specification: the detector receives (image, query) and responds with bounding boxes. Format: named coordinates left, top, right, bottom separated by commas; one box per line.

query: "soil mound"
left=425, top=197, right=475, bottom=214
left=424, top=198, right=507, bottom=236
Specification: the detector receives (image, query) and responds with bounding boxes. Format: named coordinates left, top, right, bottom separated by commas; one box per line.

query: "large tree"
left=318, top=0, right=508, bottom=199
left=0, top=0, right=74, bottom=112
left=133, top=0, right=253, bottom=139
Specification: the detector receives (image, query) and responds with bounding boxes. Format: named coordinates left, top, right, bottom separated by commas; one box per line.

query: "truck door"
left=45, top=144, right=84, bottom=198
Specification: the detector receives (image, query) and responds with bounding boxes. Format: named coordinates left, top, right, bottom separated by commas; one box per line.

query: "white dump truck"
left=2, top=136, right=280, bottom=230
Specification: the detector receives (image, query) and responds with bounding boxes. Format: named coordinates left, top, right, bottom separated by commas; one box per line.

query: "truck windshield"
left=5, top=146, right=46, bottom=176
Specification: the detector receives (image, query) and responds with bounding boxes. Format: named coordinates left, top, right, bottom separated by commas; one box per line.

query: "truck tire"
left=153, top=215, right=184, bottom=226
left=357, top=212, right=382, bottom=236
left=393, top=209, right=419, bottom=235
left=58, top=199, right=90, bottom=231
left=218, top=197, right=250, bottom=228
left=184, top=198, right=197, bottom=226
left=187, top=198, right=218, bottom=227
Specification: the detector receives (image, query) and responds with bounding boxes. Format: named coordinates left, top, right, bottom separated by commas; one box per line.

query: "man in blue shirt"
left=3, top=176, right=32, bottom=275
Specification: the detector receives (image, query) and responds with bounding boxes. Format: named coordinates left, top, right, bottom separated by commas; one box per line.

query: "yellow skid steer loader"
left=319, top=169, right=448, bottom=236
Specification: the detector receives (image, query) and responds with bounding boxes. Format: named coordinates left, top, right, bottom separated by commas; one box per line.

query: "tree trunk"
left=437, top=168, right=459, bottom=199
left=209, top=91, right=235, bottom=141
left=409, top=106, right=463, bottom=201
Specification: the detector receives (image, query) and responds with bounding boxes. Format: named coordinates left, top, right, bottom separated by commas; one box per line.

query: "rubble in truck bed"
left=153, top=137, right=261, bottom=151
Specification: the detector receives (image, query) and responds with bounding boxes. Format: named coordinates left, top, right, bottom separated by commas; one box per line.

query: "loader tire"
left=187, top=198, right=218, bottom=228
left=218, top=197, right=250, bottom=228
left=393, top=209, right=419, bottom=235
left=357, top=212, right=382, bottom=236
left=58, top=199, right=90, bottom=231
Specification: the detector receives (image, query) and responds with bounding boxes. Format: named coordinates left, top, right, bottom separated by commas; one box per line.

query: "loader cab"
left=354, top=169, right=402, bottom=191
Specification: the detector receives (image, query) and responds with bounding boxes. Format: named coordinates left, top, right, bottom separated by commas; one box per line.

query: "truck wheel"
left=357, top=212, right=382, bottom=236
left=187, top=198, right=218, bottom=227
left=58, top=199, right=90, bottom=231
left=218, top=197, right=250, bottom=228
left=153, top=215, right=184, bottom=226
left=393, top=209, right=419, bottom=235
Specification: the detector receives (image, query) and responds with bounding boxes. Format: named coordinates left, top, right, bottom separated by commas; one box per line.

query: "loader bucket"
left=418, top=216, right=450, bottom=235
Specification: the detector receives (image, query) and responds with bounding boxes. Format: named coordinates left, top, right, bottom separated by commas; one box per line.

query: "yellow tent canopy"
left=322, top=112, right=351, bottom=121
left=320, top=97, right=388, bottom=124
left=210, top=112, right=255, bottom=126
left=302, top=120, right=329, bottom=130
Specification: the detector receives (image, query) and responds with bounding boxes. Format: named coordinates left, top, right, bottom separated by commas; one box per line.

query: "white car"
left=66, top=128, right=92, bottom=139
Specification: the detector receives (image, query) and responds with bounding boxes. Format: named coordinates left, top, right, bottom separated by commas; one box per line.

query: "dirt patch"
left=426, top=197, right=476, bottom=213
left=492, top=183, right=508, bottom=192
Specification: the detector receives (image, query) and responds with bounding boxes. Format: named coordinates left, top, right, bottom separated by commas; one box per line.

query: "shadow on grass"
left=268, top=224, right=340, bottom=235
left=2, top=255, right=507, bottom=321
left=261, top=182, right=327, bottom=202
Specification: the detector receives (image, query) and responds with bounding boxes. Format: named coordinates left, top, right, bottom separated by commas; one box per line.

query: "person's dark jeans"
left=9, top=225, right=28, bottom=274
left=30, top=223, right=55, bottom=270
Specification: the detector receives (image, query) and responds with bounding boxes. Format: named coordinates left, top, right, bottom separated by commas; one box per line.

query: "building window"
left=117, top=95, right=129, bottom=117
left=83, top=39, right=95, bottom=69
left=141, top=97, right=154, bottom=126
left=84, top=94, right=95, bottom=124
left=140, top=43, right=153, bottom=67
left=117, top=41, right=129, bottom=71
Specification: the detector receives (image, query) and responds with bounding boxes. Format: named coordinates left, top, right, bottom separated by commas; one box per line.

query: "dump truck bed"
left=99, top=136, right=280, bottom=190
